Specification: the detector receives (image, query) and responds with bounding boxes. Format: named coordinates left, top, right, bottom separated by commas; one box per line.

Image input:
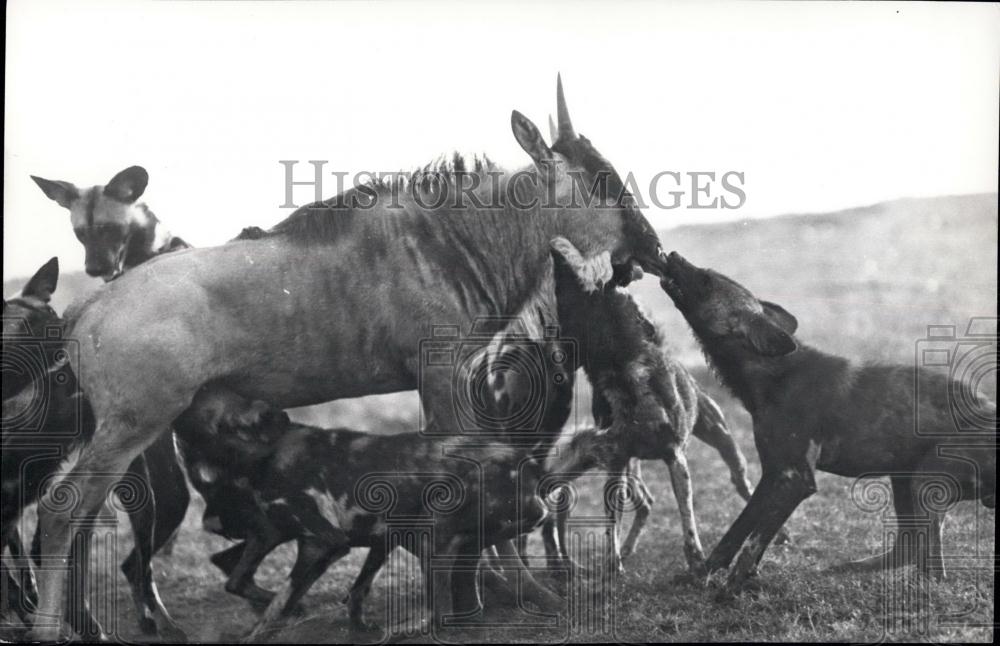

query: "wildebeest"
left=169, top=390, right=554, bottom=641
left=29, top=164, right=570, bottom=620
left=659, top=251, right=997, bottom=593
left=29, top=76, right=671, bottom=639
left=542, top=237, right=778, bottom=575
left=1, top=259, right=188, bottom=640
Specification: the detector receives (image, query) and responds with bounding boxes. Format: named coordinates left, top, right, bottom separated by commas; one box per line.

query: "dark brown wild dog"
left=659, top=251, right=996, bottom=593
left=543, top=237, right=783, bottom=576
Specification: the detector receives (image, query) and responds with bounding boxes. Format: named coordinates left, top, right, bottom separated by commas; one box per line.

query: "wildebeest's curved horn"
left=556, top=73, right=576, bottom=141
left=548, top=115, right=558, bottom=145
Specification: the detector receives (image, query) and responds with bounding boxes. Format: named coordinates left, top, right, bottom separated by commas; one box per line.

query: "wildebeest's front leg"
left=723, top=464, right=817, bottom=593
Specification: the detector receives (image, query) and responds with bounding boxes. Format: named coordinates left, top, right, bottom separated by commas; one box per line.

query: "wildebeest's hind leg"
left=619, top=460, right=654, bottom=560
left=692, top=392, right=791, bottom=545
left=119, top=434, right=189, bottom=640
left=243, top=537, right=350, bottom=643
left=29, top=419, right=173, bottom=642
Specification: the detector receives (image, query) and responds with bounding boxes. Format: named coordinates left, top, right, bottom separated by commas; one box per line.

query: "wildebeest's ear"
left=23, top=257, right=59, bottom=303
left=761, top=300, right=798, bottom=334
left=31, top=176, right=79, bottom=209
left=745, top=313, right=797, bottom=357
left=104, top=166, right=149, bottom=203
left=511, top=111, right=554, bottom=168
left=550, top=237, right=613, bottom=293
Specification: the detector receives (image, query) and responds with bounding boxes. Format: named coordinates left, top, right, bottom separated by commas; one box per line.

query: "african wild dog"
left=170, top=392, right=554, bottom=640
left=659, top=251, right=996, bottom=592
left=31, top=166, right=189, bottom=280
left=1, top=258, right=188, bottom=640
left=542, top=237, right=781, bottom=575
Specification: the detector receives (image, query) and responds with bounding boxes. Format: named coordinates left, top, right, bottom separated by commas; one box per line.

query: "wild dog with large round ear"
left=659, top=250, right=996, bottom=594
left=31, top=166, right=188, bottom=280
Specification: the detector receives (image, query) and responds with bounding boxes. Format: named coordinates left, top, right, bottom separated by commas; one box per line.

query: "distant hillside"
left=5, top=193, right=996, bottom=428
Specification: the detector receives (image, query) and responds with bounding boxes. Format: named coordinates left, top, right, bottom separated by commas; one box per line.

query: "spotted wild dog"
left=542, top=237, right=781, bottom=576
left=170, top=395, right=554, bottom=640
left=31, top=166, right=190, bottom=280
left=659, top=251, right=997, bottom=593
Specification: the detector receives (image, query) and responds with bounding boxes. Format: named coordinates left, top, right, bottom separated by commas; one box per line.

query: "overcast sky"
left=4, top=0, right=998, bottom=279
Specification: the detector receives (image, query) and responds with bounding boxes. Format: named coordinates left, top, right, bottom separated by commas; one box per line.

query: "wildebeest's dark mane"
left=268, top=152, right=523, bottom=243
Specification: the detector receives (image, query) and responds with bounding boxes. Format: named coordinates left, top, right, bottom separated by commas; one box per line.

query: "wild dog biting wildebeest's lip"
left=658, top=251, right=997, bottom=593
left=171, top=395, right=553, bottom=641
left=542, top=237, right=781, bottom=577
left=30, top=75, right=667, bottom=640
left=1, top=259, right=190, bottom=641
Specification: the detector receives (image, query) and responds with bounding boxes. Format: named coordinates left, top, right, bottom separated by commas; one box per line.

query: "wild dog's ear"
left=23, top=257, right=59, bottom=303
left=744, top=313, right=797, bottom=357
left=31, top=176, right=79, bottom=209
left=550, top=237, right=613, bottom=293
left=761, top=300, right=798, bottom=335
left=104, top=166, right=149, bottom=203
left=511, top=111, right=555, bottom=169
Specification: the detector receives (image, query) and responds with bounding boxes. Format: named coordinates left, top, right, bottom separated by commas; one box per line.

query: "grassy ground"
left=4, top=193, right=996, bottom=642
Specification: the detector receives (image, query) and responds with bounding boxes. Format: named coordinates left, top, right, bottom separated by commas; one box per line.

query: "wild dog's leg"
left=830, top=475, right=919, bottom=574
left=603, top=469, right=627, bottom=575
left=705, top=475, right=782, bottom=574
left=120, top=435, right=188, bottom=640
left=210, top=542, right=249, bottom=577
left=244, top=537, right=350, bottom=643
left=449, top=538, right=487, bottom=619
left=620, top=460, right=654, bottom=560
left=226, top=521, right=288, bottom=607
left=692, top=394, right=791, bottom=545
left=491, top=539, right=563, bottom=612
left=724, top=464, right=816, bottom=592
left=921, top=511, right=947, bottom=581
left=664, top=452, right=707, bottom=574
left=345, top=543, right=389, bottom=633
